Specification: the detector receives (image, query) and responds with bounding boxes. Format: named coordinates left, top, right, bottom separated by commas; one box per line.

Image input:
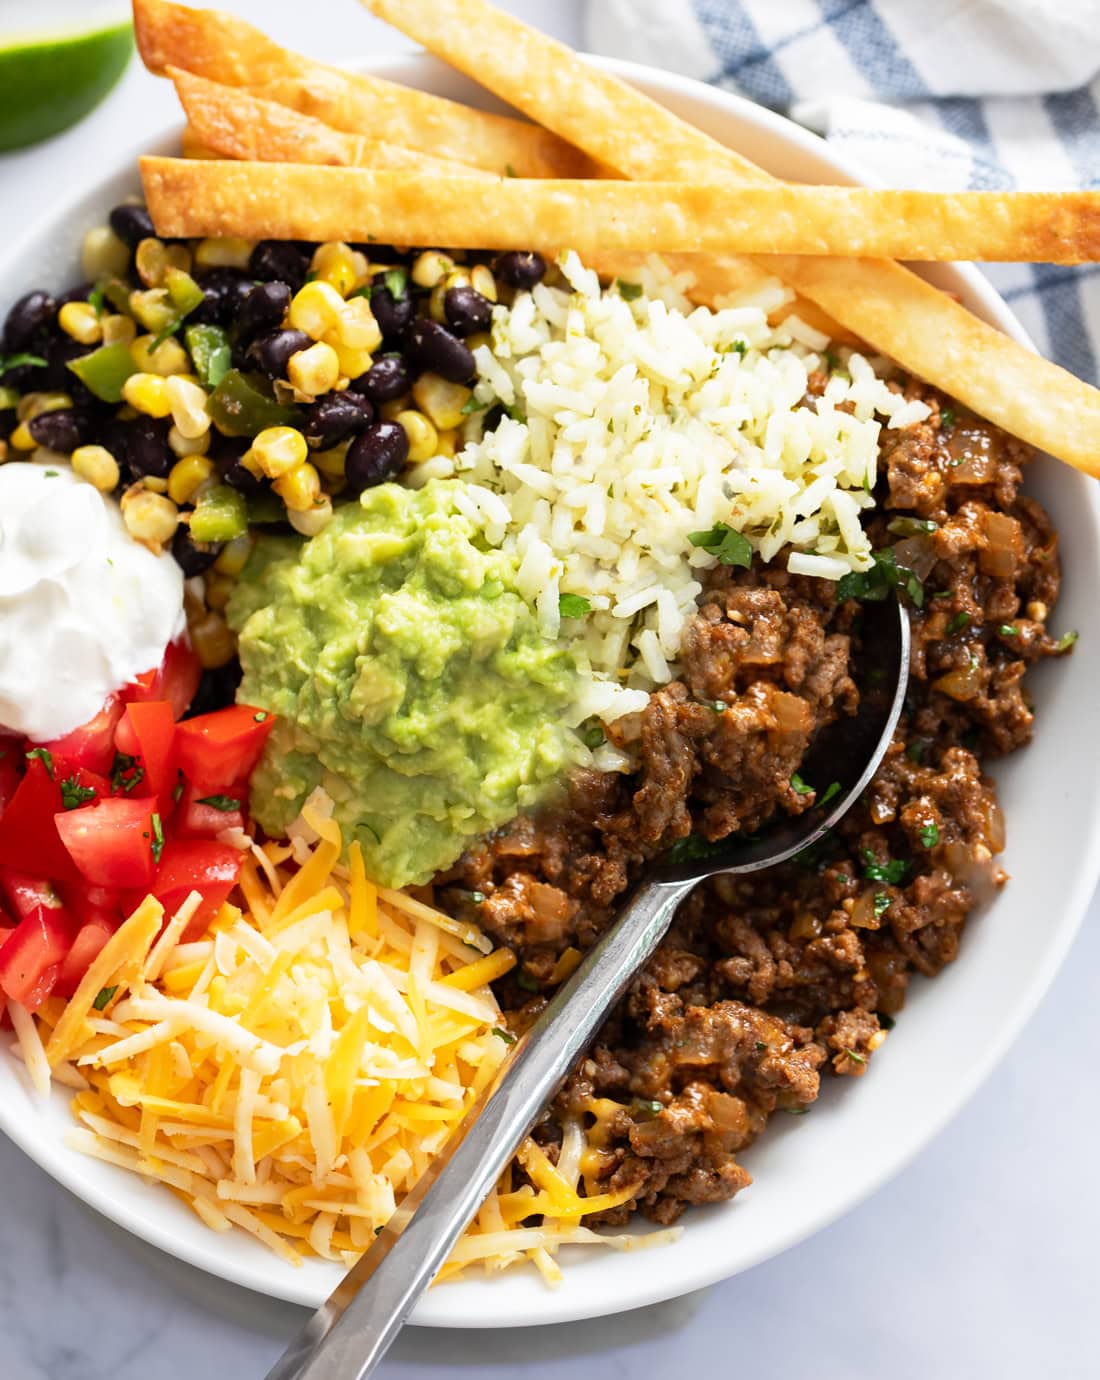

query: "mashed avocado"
left=226, top=479, right=577, bottom=888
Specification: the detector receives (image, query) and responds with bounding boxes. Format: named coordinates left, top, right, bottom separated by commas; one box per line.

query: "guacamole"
left=226, top=479, right=577, bottom=888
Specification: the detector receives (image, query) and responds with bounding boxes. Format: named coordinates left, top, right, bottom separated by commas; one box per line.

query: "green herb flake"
left=253, top=711, right=269, bottom=723
left=790, top=772, right=813, bottom=796
left=87, top=282, right=107, bottom=316
left=516, top=970, right=541, bottom=993
left=688, top=522, right=753, bottom=569
left=460, top=395, right=487, bottom=416
left=558, top=592, right=592, bottom=619
left=879, top=1012, right=896, bottom=1030
left=492, top=1026, right=517, bottom=1045
left=44, top=469, right=59, bottom=477
left=26, top=747, right=54, bottom=780
left=581, top=724, right=605, bottom=750
left=754, top=1041, right=767, bottom=1053
left=836, top=545, right=924, bottom=609
left=0, top=351, right=46, bottom=374
left=919, top=822, right=940, bottom=849
left=383, top=267, right=408, bottom=299
left=197, top=794, right=240, bottom=812
left=998, top=624, right=1018, bottom=637
left=631, top=1099, right=663, bottom=1120
left=93, top=986, right=118, bottom=1012
left=1055, top=630, right=1079, bottom=653
left=940, top=407, right=956, bottom=429
left=151, top=812, right=165, bottom=865
left=873, top=892, right=891, bottom=918
left=615, top=279, right=643, bottom=301
left=946, top=611, right=971, bottom=635
left=818, top=781, right=842, bottom=808
left=861, top=848, right=909, bottom=885
left=61, top=776, right=97, bottom=810
left=502, top=400, right=526, bottom=424
left=906, top=739, right=928, bottom=764
left=172, top=780, right=184, bottom=804
left=504, top=163, right=518, bottom=178
left=844, top=1048, right=867, bottom=1066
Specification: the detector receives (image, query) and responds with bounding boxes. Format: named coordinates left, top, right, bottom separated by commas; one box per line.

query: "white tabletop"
left=2, top=4, right=1098, bottom=1377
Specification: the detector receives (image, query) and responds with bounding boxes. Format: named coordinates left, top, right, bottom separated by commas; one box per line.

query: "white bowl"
left=2, top=53, right=1099, bottom=1331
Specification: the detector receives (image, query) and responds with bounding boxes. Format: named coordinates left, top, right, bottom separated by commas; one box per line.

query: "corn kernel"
left=288, top=281, right=345, bottom=341
left=312, top=444, right=348, bottom=480
left=131, top=333, right=190, bottom=376
left=81, top=225, right=131, bottom=281
left=214, top=533, right=255, bottom=577
left=9, top=422, right=35, bottom=450
left=252, top=425, right=308, bottom=478
left=122, top=372, right=172, bottom=418
left=379, top=397, right=409, bottom=421
left=470, top=264, right=498, bottom=303
left=59, top=301, right=102, bottom=345
left=203, top=571, right=235, bottom=611
left=16, top=391, right=71, bottom=423
left=334, top=296, right=382, bottom=352
left=135, top=237, right=191, bottom=287
left=411, top=250, right=454, bottom=289
left=72, top=444, right=121, bottom=492
left=141, top=475, right=170, bottom=495
left=188, top=610, right=236, bottom=669
left=129, top=288, right=175, bottom=335
left=193, top=237, right=254, bottom=271
left=328, top=340, right=373, bottom=381
left=273, top=460, right=321, bottom=512
left=395, top=409, right=439, bottom=463
left=165, top=375, right=211, bottom=439
left=168, top=424, right=210, bottom=458
left=311, top=242, right=359, bottom=296
left=32, top=446, right=68, bottom=468
left=435, top=427, right=460, bottom=460
left=287, top=341, right=340, bottom=396
left=411, top=372, right=473, bottom=431
left=466, top=331, right=492, bottom=352
left=168, top=455, right=215, bottom=505
left=288, top=494, right=334, bottom=537
left=121, top=487, right=179, bottom=547
left=101, top=313, right=137, bottom=347
left=430, top=270, right=471, bottom=325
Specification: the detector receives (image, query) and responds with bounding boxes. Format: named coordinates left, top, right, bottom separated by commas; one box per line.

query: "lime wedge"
left=0, top=18, right=133, bottom=152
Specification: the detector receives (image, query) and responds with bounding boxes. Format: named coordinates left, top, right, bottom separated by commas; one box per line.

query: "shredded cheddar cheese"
left=24, top=801, right=677, bottom=1281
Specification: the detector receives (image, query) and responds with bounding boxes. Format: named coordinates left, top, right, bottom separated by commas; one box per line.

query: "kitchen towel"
left=585, top=0, right=1100, bottom=383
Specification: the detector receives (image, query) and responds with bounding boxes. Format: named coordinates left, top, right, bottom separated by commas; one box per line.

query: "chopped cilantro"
left=26, top=747, right=54, bottom=779
left=93, top=986, right=118, bottom=1012
left=60, top=776, right=97, bottom=810
left=502, top=400, right=526, bottom=424
left=151, top=812, right=165, bottom=864
left=998, top=624, right=1018, bottom=637
left=664, top=833, right=727, bottom=865
left=632, top=1099, right=663, bottom=1120
left=581, top=724, right=606, bottom=750
left=754, top=1041, right=767, bottom=1052
left=197, top=794, right=240, bottom=812
left=906, top=739, right=929, bottom=764
left=940, top=407, right=956, bottom=429
left=790, top=773, right=813, bottom=796
left=919, top=822, right=940, bottom=849
left=818, top=781, right=842, bottom=808
left=879, top=1012, right=896, bottom=1030
left=946, top=611, right=971, bottom=635
left=87, top=282, right=107, bottom=316
left=721, top=338, right=748, bottom=357
left=460, top=395, right=487, bottom=415
left=1055, top=630, right=1079, bottom=653
left=383, top=267, right=408, bottom=299
left=558, top=592, right=592, bottom=619
left=782, top=1106, right=808, bottom=1116
left=492, top=1026, right=517, bottom=1045
left=253, top=710, right=269, bottom=723
left=44, top=469, right=59, bottom=477
left=873, top=892, right=890, bottom=918
left=836, top=546, right=924, bottom=608
left=505, top=163, right=518, bottom=178
left=861, top=848, right=908, bottom=885
left=615, top=279, right=643, bottom=301
left=110, top=752, right=144, bottom=793
left=172, top=780, right=184, bottom=804
left=516, top=970, right=540, bottom=993
left=688, top=522, right=752, bottom=569
left=887, top=516, right=937, bottom=538
left=844, top=1048, right=867, bottom=1065
left=0, top=351, right=46, bottom=374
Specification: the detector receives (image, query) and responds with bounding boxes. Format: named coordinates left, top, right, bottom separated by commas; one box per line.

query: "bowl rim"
left=2, top=50, right=1099, bottom=1330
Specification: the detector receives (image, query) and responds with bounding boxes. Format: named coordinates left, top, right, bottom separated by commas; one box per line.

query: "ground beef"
left=441, top=382, right=1069, bottom=1226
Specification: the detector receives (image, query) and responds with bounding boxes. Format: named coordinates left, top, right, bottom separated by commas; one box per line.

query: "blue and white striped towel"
left=585, top=0, right=1100, bottom=383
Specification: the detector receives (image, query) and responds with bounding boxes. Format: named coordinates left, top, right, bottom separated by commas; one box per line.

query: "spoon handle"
left=265, top=874, right=691, bottom=1380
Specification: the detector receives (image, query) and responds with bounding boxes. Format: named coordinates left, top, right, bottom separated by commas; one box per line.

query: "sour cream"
left=0, top=462, right=186, bottom=740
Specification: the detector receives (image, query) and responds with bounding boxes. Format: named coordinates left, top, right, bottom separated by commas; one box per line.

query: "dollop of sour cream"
left=0, top=462, right=186, bottom=740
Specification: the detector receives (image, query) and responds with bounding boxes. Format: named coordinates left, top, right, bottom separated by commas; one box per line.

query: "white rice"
left=417, top=251, right=930, bottom=725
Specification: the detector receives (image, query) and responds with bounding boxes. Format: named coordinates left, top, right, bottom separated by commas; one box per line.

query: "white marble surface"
left=2, top=3, right=1099, bottom=1377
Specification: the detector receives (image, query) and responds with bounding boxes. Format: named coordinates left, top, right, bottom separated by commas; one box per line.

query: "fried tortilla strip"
left=139, top=161, right=1100, bottom=264
left=172, top=69, right=493, bottom=177
left=362, top=0, right=1100, bottom=473
left=133, top=0, right=596, bottom=178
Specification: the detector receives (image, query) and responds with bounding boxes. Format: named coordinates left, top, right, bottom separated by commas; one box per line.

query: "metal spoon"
left=266, top=598, right=909, bottom=1380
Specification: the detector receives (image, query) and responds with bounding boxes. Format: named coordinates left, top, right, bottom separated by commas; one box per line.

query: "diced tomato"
left=174, top=705, right=273, bottom=793
left=124, top=639, right=202, bottom=721
left=40, top=696, right=123, bottom=777
left=150, top=840, right=243, bottom=941
left=0, top=907, right=75, bottom=1010
left=0, top=870, right=65, bottom=923
left=55, top=920, right=115, bottom=999
left=55, top=797, right=159, bottom=890
left=57, top=878, right=123, bottom=928
left=174, top=778, right=246, bottom=839
left=0, top=738, right=23, bottom=818
left=51, top=763, right=112, bottom=812
left=0, top=758, right=80, bottom=881
left=118, top=701, right=177, bottom=801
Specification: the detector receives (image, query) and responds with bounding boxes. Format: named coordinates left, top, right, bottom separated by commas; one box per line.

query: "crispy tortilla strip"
left=133, top=0, right=596, bottom=179
left=138, top=160, right=1100, bottom=264
left=171, top=69, right=492, bottom=178
left=363, top=0, right=1100, bottom=470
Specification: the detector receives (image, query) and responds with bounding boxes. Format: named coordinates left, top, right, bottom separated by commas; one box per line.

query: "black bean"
left=185, top=661, right=243, bottom=719
left=369, top=273, right=415, bottom=339
left=191, top=268, right=253, bottom=327
left=403, top=318, right=476, bottom=383
left=42, top=337, right=87, bottom=392
left=122, top=417, right=172, bottom=480
left=27, top=408, right=86, bottom=454
left=345, top=421, right=409, bottom=491
left=3, top=290, right=55, bottom=353
left=56, top=282, right=94, bottom=308
left=249, top=328, right=312, bottom=380
left=250, top=241, right=310, bottom=291
left=351, top=242, right=396, bottom=259
left=216, top=437, right=264, bottom=496
left=351, top=354, right=412, bottom=405
left=493, top=251, right=546, bottom=290
left=171, top=526, right=222, bottom=577
left=302, top=392, right=374, bottom=449
left=236, top=281, right=291, bottom=345
left=108, top=204, right=154, bottom=249
left=443, top=285, right=492, bottom=337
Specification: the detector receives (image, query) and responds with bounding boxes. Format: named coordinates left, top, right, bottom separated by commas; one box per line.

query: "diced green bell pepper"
left=185, top=324, right=232, bottom=390
left=209, top=369, right=298, bottom=437
left=189, top=484, right=249, bottom=543
left=66, top=341, right=136, bottom=403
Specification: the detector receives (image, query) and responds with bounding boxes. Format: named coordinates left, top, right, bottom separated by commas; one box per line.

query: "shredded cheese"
left=21, top=811, right=675, bottom=1281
